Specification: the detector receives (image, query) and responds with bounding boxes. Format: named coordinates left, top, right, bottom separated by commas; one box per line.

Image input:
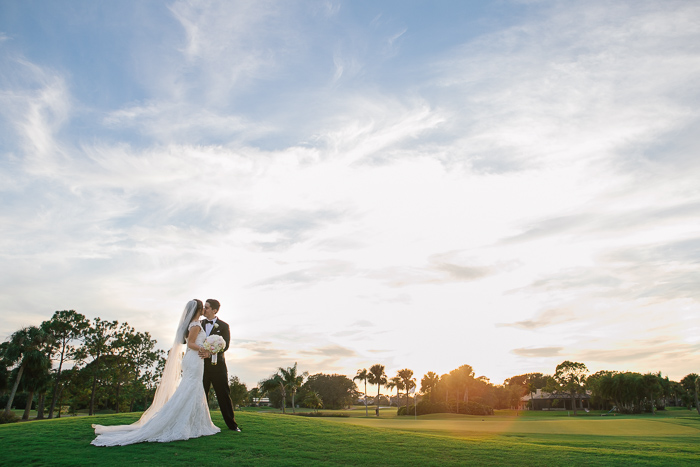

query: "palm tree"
left=260, top=373, right=286, bottom=413
left=387, top=376, right=404, bottom=409
left=367, top=363, right=387, bottom=416
left=421, top=371, right=440, bottom=402
left=440, top=373, right=451, bottom=404
left=19, top=355, right=51, bottom=420
left=353, top=368, right=370, bottom=416
left=304, top=391, right=323, bottom=413
left=249, top=387, right=262, bottom=406
left=397, top=368, right=415, bottom=412
left=2, top=326, right=52, bottom=416
left=451, top=364, right=475, bottom=403
left=260, top=363, right=308, bottom=414
left=278, top=362, right=308, bottom=414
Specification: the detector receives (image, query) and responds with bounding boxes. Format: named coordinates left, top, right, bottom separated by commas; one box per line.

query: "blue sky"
left=1, top=0, right=699, bottom=388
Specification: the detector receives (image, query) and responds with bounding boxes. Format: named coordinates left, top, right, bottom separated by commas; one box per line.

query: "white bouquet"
left=202, top=335, right=226, bottom=364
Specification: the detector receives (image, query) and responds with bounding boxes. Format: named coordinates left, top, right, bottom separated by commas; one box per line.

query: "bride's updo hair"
left=193, top=299, right=203, bottom=316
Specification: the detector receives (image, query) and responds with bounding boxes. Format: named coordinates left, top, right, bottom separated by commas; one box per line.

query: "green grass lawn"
left=1, top=407, right=698, bottom=466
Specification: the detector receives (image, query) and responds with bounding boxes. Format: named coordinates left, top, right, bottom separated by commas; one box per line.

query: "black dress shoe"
left=232, top=426, right=242, bottom=432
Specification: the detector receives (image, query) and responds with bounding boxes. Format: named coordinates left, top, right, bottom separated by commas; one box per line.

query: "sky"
left=1, top=0, right=699, bottom=389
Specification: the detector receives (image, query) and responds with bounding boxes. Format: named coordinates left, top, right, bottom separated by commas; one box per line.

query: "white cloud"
left=0, top=58, right=71, bottom=173
left=429, top=1, right=700, bottom=175
left=166, top=0, right=303, bottom=102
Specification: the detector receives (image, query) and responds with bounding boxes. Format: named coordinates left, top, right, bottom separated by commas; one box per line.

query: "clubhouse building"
left=521, top=388, right=591, bottom=411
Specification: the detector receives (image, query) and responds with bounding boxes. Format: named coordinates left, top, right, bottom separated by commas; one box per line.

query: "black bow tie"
left=203, top=319, right=213, bottom=325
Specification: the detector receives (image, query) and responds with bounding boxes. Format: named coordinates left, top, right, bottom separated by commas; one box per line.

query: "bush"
left=289, top=412, right=349, bottom=417
left=457, top=401, right=494, bottom=416
left=0, top=411, right=20, bottom=424
left=398, top=400, right=493, bottom=416
left=303, top=374, right=356, bottom=410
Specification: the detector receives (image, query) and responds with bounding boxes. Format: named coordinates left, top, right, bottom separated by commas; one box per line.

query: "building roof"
left=520, top=388, right=591, bottom=401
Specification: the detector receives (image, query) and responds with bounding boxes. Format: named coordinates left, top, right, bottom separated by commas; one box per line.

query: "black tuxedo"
left=202, top=317, right=238, bottom=430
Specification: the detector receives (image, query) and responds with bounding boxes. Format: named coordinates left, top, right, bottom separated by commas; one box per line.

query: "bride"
left=92, top=299, right=220, bottom=446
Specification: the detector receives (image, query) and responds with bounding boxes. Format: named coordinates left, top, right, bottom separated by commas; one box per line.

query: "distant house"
left=521, top=388, right=591, bottom=411
left=251, top=397, right=271, bottom=407
left=387, top=394, right=421, bottom=407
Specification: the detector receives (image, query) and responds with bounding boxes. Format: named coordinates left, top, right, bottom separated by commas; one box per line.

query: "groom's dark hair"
left=206, top=299, right=220, bottom=311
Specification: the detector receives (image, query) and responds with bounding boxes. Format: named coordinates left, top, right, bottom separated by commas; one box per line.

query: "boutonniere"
left=213, top=323, right=219, bottom=329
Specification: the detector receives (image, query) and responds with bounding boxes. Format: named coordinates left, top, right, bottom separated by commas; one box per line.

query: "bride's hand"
left=198, top=348, right=211, bottom=358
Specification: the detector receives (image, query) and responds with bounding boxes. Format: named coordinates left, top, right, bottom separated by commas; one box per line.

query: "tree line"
left=227, top=361, right=700, bottom=418
left=348, top=361, right=700, bottom=417
left=1, top=310, right=163, bottom=423
left=3, top=312, right=699, bottom=423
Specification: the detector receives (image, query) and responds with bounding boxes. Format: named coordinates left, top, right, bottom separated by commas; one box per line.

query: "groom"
left=199, top=299, right=241, bottom=432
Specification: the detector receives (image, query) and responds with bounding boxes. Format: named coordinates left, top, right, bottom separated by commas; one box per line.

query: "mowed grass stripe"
left=323, top=414, right=700, bottom=436
left=0, top=410, right=698, bottom=466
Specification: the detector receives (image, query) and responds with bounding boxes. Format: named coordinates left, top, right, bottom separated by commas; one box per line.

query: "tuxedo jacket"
left=202, top=317, right=230, bottom=371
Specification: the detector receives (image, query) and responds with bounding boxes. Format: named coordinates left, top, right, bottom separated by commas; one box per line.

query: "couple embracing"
left=92, top=299, right=240, bottom=446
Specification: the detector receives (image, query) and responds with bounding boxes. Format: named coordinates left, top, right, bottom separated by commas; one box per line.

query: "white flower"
left=201, top=335, right=226, bottom=365
left=202, top=335, right=225, bottom=353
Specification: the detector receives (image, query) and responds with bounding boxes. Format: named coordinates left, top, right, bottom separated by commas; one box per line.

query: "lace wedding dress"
left=92, top=321, right=220, bottom=446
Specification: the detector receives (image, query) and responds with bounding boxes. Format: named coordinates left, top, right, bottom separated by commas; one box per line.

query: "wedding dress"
left=92, top=305, right=220, bottom=446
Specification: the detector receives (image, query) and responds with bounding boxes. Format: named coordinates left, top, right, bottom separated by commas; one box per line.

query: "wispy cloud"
left=168, top=0, right=292, bottom=100
left=429, top=1, right=700, bottom=175
left=368, top=251, right=496, bottom=287
left=0, top=57, right=71, bottom=171
left=511, top=347, right=563, bottom=358
left=499, top=308, right=576, bottom=330
left=503, top=202, right=700, bottom=245
left=251, top=260, right=357, bottom=288
left=300, top=344, right=357, bottom=358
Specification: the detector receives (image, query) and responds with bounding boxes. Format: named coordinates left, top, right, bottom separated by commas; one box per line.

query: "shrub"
left=399, top=400, right=494, bottom=416
left=0, top=411, right=20, bottom=424
left=289, top=412, right=348, bottom=417
left=398, top=401, right=445, bottom=416
left=457, top=401, right=494, bottom=416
